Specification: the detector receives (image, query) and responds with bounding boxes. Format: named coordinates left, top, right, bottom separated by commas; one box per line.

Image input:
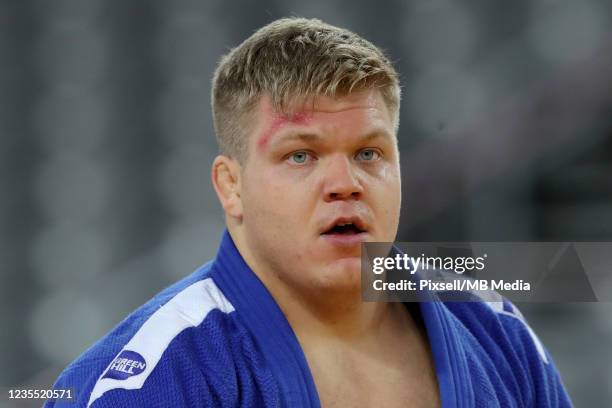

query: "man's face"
left=239, top=89, right=401, bottom=294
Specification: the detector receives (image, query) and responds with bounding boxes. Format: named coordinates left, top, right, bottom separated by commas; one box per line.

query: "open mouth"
left=322, top=222, right=366, bottom=235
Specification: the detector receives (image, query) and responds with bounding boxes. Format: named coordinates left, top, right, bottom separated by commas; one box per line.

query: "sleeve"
left=43, top=362, right=100, bottom=408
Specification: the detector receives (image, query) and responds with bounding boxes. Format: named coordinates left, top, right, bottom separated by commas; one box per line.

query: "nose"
left=323, top=155, right=364, bottom=201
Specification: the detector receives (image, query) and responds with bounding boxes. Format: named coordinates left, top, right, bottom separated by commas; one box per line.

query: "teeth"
left=337, top=223, right=352, bottom=227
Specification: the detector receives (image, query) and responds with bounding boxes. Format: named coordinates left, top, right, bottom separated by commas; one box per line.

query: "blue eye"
left=356, top=149, right=380, bottom=161
left=288, top=151, right=311, bottom=164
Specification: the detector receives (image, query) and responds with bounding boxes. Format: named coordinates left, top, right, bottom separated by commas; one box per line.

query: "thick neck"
left=227, top=224, right=410, bottom=347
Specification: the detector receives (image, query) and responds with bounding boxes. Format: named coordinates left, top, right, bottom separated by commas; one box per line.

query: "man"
left=47, top=18, right=572, bottom=407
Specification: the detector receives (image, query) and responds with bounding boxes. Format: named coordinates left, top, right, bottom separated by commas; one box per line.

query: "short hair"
left=211, top=17, right=401, bottom=162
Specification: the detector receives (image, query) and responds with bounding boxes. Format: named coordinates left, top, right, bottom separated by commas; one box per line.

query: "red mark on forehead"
left=257, top=111, right=312, bottom=150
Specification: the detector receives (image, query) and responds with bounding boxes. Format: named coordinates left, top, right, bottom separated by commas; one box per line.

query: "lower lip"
left=320, top=232, right=368, bottom=247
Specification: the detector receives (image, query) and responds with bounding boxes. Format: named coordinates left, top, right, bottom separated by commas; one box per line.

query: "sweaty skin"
left=243, top=90, right=400, bottom=304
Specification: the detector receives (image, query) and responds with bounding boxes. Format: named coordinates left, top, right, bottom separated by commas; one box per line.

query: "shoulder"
left=45, top=262, right=241, bottom=408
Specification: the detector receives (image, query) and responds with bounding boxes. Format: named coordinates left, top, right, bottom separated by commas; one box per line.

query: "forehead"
left=250, top=90, right=395, bottom=150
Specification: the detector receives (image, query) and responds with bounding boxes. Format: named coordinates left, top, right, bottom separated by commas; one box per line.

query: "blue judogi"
left=46, top=230, right=573, bottom=407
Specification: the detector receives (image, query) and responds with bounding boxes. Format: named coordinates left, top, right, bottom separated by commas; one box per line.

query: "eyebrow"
left=268, top=129, right=394, bottom=149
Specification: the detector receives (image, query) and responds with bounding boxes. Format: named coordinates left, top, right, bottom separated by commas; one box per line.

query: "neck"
left=228, top=226, right=407, bottom=344
left=280, top=288, right=407, bottom=349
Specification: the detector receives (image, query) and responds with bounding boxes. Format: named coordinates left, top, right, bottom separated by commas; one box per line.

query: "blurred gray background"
left=1, top=0, right=612, bottom=406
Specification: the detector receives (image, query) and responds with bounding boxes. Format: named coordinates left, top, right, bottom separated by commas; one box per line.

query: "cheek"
left=242, top=167, right=316, bottom=224
left=365, top=164, right=402, bottom=224
left=366, top=162, right=401, bottom=196
left=265, top=165, right=320, bottom=201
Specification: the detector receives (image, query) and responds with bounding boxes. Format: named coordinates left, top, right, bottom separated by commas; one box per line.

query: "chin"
left=316, top=257, right=363, bottom=292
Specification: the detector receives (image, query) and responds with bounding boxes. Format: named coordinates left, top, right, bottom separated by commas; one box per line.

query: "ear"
left=211, top=155, right=243, bottom=219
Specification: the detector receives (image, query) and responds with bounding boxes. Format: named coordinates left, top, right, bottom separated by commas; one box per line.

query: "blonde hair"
left=211, top=17, right=401, bottom=162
